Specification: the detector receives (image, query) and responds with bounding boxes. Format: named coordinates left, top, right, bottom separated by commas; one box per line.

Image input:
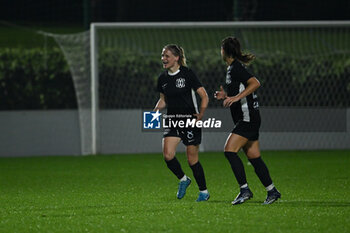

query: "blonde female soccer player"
left=154, top=44, right=210, bottom=202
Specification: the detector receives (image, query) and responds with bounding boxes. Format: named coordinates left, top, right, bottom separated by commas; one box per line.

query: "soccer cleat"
left=196, top=192, right=210, bottom=202
left=176, top=177, right=191, bottom=199
left=231, top=188, right=253, bottom=205
left=263, top=188, right=281, bottom=205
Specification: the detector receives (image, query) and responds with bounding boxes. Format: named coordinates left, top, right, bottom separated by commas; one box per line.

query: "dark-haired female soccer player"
left=214, top=37, right=281, bottom=205
left=153, top=44, right=210, bottom=202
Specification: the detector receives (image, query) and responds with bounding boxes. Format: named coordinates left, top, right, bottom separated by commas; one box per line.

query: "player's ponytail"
left=221, top=37, right=255, bottom=65
left=163, top=44, right=187, bottom=67
left=178, top=46, right=187, bottom=67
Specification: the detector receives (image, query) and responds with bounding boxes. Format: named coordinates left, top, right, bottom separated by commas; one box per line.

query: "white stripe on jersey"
left=191, top=89, right=199, bottom=114
left=239, top=83, right=250, bottom=122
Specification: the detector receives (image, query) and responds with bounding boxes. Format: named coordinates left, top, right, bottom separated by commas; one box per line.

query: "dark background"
left=0, top=0, right=349, bottom=110
left=1, top=0, right=349, bottom=28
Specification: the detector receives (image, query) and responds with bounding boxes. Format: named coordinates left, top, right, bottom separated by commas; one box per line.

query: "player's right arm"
left=153, top=93, right=166, bottom=111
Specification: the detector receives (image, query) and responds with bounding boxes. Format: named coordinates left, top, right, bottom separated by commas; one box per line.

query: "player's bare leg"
left=224, top=133, right=248, bottom=153
left=242, top=140, right=261, bottom=159
left=162, top=136, right=181, bottom=161
left=186, top=145, right=199, bottom=165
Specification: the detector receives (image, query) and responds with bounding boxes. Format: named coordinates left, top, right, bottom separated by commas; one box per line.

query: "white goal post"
left=88, top=21, right=350, bottom=155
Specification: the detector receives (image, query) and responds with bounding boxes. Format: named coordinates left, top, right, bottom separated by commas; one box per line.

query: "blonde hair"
left=163, top=44, right=187, bottom=66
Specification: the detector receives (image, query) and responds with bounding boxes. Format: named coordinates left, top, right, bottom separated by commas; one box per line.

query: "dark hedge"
left=0, top=48, right=76, bottom=110
left=1, top=48, right=349, bottom=110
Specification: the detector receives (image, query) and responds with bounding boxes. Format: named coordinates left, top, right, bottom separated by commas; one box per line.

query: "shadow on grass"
left=274, top=200, right=350, bottom=207
left=206, top=200, right=350, bottom=207
left=12, top=203, right=175, bottom=218
left=43, top=208, right=170, bottom=218
left=12, top=204, right=119, bottom=212
left=205, top=200, right=232, bottom=204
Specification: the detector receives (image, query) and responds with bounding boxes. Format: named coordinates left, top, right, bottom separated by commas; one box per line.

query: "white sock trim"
left=240, top=183, right=248, bottom=189
left=180, top=175, right=187, bottom=181
left=200, top=189, right=208, bottom=194
left=266, top=183, right=275, bottom=191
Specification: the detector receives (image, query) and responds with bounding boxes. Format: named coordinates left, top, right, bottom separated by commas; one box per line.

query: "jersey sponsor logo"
left=143, top=110, right=161, bottom=129
left=176, top=78, right=186, bottom=88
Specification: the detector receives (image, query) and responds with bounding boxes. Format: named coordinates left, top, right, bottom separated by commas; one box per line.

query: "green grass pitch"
left=0, top=150, right=349, bottom=232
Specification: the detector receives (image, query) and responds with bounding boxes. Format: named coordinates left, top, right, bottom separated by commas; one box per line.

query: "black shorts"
left=163, top=128, right=202, bottom=146
left=232, top=120, right=260, bottom=141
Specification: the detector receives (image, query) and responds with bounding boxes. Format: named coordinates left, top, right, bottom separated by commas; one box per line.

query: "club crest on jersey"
left=176, top=78, right=186, bottom=88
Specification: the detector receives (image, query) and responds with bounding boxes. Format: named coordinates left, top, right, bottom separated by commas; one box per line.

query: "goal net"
left=50, top=21, right=350, bottom=154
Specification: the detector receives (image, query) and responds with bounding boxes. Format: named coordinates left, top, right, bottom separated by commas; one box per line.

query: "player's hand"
left=214, top=85, right=226, bottom=100
left=193, top=112, right=204, bottom=121
left=223, top=96, right=239, bottom=107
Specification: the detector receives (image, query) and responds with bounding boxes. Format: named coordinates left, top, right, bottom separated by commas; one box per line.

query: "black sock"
left=190, top=161, right=207, bottom=191
left=224, top=151, right=247, bottom=187
left=248, top=157, right=273, bottom=187
left=165, top=157, right=185, bottom=179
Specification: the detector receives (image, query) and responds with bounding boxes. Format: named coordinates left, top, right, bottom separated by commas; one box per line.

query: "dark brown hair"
left=221, top=37, right=255, bottom=64
left=163, top=44, right=187, bottom=66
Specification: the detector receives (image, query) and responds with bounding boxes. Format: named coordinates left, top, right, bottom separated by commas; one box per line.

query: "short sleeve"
left=157, top=75, right=164, bottom=93
left=235, top=63, right=254, bottom=83
left=188, top=69, right=203, bottom=91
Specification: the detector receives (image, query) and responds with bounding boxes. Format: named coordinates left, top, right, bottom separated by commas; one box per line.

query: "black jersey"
left=225, top=60, right=260, bottom=124
left=157, top=66, right=202, bottom=115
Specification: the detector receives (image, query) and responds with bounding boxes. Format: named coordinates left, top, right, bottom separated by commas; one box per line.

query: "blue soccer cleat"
left=196, top=192, right=210, bottom=202
left=177, top=177, right=191, bottom=199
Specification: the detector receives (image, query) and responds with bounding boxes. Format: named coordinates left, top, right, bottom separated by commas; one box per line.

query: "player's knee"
left=246, top=152, right=260, bottom=159
left=163, top=149, right=175, bottom=161
left=224, top=144, right=240, bottom=153
left=186, top=151, right=198, bottom=165
left=187, top=156, right=198, bottom=166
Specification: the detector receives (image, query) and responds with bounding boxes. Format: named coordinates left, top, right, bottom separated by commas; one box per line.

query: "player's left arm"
left=194, top=87, right=209, bottom=120
left=223, top=77, right=260, bottom=107
left=153, top=93, right=166, bottom=111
